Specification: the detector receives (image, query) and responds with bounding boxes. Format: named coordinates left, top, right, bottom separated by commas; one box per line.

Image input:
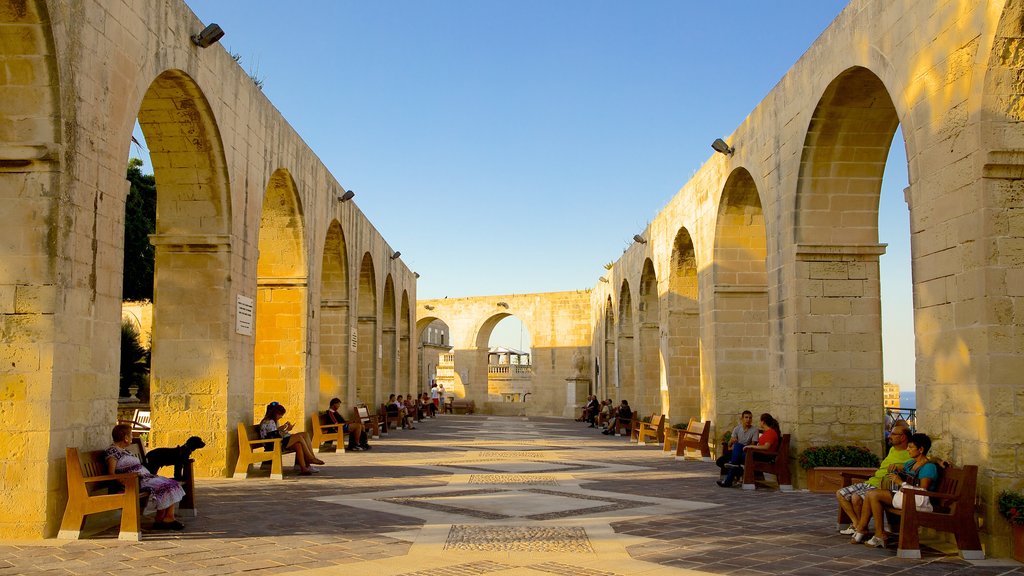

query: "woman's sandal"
left=864, top=535, right=886, bottom=548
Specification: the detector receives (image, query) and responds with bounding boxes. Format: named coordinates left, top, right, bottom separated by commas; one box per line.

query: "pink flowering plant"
left=997, top=490, right=1024, bottom=526
left=797, top=445, right=880, bottom=470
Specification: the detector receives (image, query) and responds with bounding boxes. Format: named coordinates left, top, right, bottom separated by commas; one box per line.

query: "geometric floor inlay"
left=378, top=488, right=643, bottom=521
left=444, top=525, right=593, bottom=552
left=468, top=474, right=557, bottom=485
left=396, top=561, right=514, bottom=576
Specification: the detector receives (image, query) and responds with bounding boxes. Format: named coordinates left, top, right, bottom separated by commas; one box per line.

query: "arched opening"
left=667, top=227, right=701, bottom=425
left=318, top=220, right=349, bottom=408
left=400, top=291, right=412, bottom=396
left=137, top=70, right=233, bottom=475
left=416, top=317, right=452, bottom=401
left=603, top=298, right=615, bottom=399
left=356, top=253, right=378, bottom=406
left=637, top=260, right=661, bottom=417
left=254, top=169, right=307, bottom=422
left=712, top=168, right=768, bottom=427
left=793, top=66, right=902, bottom=443
left=381, top=275, right=397, bottom=397
left=617, top=281, right=636, bottom=406
left=485, top=315, right=534, bottom=404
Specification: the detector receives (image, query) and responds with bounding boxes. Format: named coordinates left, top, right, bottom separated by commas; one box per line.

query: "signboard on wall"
left=236, top=295, right=254, bottom=336
left=350, top=327, right=358, bottom=351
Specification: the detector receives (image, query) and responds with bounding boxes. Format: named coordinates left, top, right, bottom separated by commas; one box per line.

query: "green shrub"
left=797, top=445, right=880, bottom=470
left=998, top=490, right=1024, bottom=526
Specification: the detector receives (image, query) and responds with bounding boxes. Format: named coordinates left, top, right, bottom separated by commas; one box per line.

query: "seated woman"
left=259, top=402, right=325, bottom=475
left=717, top=413, right=780, bottom=487
left=106, top=423, right=185, bottom=530
left=851, top=432, right=938, bottom=548
left=420, top=393, right=436, bottom=418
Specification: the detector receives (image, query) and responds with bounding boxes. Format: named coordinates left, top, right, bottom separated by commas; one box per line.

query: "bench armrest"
left=246, top=438, right=281, bottom=447
left=83, top=472, right=137, bottom=483
left=898, top=486, right=947, bottom=499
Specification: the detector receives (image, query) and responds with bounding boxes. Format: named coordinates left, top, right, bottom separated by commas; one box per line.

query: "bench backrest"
left=930, top=464, right=977, bottom=510
left=354, top=405, right=370, bottom=421
left=66, top=448, right=107, bottom=498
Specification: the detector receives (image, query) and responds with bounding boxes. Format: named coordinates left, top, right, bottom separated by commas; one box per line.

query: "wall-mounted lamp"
left=599, top=277, right=609, bottom=283
left=337, top=190, right=355, bottom=202
left=414, top=272, right=420, bottom=278
left=191, top=23, right=225, bottom=48
left=711, top=138, right=734, bottom=156
left=390, top=251, right=401, bottom=259
left=496, top=302, right=509, bottom=309
left=424, top=304, right=435, bottom=311
left=632, top=234, right=647, bottom=244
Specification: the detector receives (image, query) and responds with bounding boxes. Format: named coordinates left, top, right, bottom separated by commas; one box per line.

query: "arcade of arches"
left=1, top=0, right=1022, bottom=559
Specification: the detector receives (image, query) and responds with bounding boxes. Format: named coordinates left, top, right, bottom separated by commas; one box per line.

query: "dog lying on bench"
left=144, top=436, right=206, bottom=480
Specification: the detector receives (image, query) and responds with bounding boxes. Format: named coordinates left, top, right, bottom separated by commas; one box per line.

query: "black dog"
left=144, top=436, right=206, bottom=480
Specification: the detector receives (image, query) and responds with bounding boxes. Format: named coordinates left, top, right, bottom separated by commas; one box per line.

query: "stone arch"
left=400, top=291, right=412, bottom=396
left=712, top=168, right=768, bottom=425
left=254, top=169, right=306, bottom=421
left=603, top=297, right=615, bottom=399
left=138, top=70, right=234, bottom=466
left=617, top=280, right=636, bottom=405
left=356, top=253, right=378, bottom=406
left=792, top=66, right=900, bottom=442
left=382, top=274, right=397, bottom=396
left=667, top=226, right=701, bottom=425
left=318, top=220, right=349, bottom=408
left=471, top=311, right=535, bottom=404
left=637, top=259, right=661, bottom=416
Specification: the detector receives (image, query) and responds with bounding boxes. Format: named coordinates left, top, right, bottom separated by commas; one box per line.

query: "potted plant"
left=798, top=445, right=880, bottom=493
left=997, top=489, right=1024, bottom=561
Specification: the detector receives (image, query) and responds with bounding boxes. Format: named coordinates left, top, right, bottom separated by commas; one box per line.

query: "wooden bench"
left=632, top=414, right=665, bottom=445
left=381, top=403, right=402, bottom=432
left=742, top=433, right=792, bottom=491
left=353, top=405, right=382, bottom=438
left=127, top=438, right=195, bottom=517
left=309, top=413, right=345, bottom=454
left=450, top=399, right=475, bottom=414
left=232, top=422, right=293, bottom=479
left=664, top=418, right=712, bottom=461
left=117, top=408, right=151, bottom=441
left=59, top=447, right=142, bottom=541
left=884, top=464, right=983, bottom=559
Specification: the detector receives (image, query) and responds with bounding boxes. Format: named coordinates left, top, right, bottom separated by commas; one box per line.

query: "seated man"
left=602, top=400, right=633, bottom=435
left=717, top=412, right=780, bottom=487
left=324, top=398, right=371, bottom=451
left=834, top=420, right=909, bottom=535
left=583, top=395, right=600, bottom=427
left=394, top=395, right=415, bottom=429
left=716, top=410, right=759, bottom=471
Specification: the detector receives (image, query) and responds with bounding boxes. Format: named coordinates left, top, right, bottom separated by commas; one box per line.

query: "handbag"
left=892, top=482, right=932, bottom=512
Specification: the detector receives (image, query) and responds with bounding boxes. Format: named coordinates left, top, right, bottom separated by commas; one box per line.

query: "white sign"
left=236, top=295, right=254, bottom=336
left=378, top=344, right=382, bottom=359
left=350, top=327, right=358, bottom=351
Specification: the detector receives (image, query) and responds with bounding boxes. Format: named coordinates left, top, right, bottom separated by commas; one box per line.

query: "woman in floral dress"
left=106, top=423, right=185, bottom=530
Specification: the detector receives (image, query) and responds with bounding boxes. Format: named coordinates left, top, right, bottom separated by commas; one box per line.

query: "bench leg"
left=57, top=510, right=84, bottom=540
left=270, top=448, right=283, bottom=480
left=232, top=457, right=250, bottom=479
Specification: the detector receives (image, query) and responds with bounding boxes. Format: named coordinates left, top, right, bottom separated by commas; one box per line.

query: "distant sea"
left=899, top=391, right=916, bottom=409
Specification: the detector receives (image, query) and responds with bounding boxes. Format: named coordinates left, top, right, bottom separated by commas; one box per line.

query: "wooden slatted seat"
left=742, top=433, right=792, bottom=491
left=232, top=422, right=293, bottom=480
left=885, top=464, right=983, bottom=559
left=59, top=447, right=142, bottom=541
left=664, top=418, right=712, bottom=461
left=309, top=413, right=345, bottom=454
left=353, top=405, right=382, bottom=438
left=632, top=414, right=665, bottom=445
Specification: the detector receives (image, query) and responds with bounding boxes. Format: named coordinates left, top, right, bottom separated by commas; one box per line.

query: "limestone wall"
left=0, top=0, right=415, bottom=538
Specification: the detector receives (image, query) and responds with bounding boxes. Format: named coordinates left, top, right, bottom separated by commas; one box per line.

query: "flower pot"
left=1013, top=524, right=1024, bottom=563
left=804, top=467, right=877, bottom=493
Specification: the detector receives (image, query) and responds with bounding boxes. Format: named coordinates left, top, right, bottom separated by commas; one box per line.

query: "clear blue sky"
left=171, top=1, right=914, bottom=390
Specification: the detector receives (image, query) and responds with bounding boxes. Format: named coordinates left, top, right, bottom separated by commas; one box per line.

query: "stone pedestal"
left=564, top=377, right=591, bottom=418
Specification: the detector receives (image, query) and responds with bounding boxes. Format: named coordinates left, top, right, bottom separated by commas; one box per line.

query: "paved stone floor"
left=2, top=415, right=1022, bottom=575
